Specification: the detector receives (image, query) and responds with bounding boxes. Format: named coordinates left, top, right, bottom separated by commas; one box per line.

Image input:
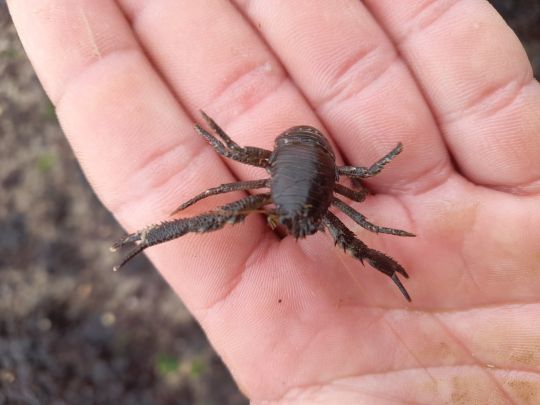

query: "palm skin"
left=9, top=0, right=540, bottom=403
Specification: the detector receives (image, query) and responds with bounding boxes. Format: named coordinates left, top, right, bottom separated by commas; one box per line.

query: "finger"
left=364, top=0, right=540, bottom=194
left=8, top=0, right=270, bottom=309
left=233, top=0, right=452, bottom=193
left=118, top=0, right=327, bottom=183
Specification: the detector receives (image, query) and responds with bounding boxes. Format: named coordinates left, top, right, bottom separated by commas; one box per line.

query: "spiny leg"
left=323, top=211, right=411, bottom=302
left=349, top=177, right=368, bottom=192
left=171, top=178, right=270, bottom=215
left=338, top=143, right=402, bottom=178
left=332, top=197, right=415, bottom=237
left=112, top=193, right=271, bottom=271
left=200, top=110, right=242, bottom=151
left=334, top=183, right=369, bottom=203
left=195, top=111, right=272, bottom=168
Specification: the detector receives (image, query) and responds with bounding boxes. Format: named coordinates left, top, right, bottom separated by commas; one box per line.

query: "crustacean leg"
left=334, top=183, right=369, bottom=203
left=170, top=178, right=270, bottom=215
left=196, top=110, right=272, bottom=168
left=111, top=193, right=271, bottom=271
left=337, top=143, right=402, bottom=178
left=332, top=197, right=415, bottom=237
left=323, top=210, right=411, bottom=302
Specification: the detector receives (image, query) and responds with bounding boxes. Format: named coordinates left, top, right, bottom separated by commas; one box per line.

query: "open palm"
left=10, top=1, right=540, bottom=403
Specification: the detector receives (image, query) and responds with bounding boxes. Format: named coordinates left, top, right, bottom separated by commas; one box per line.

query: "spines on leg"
left=338, top=143, right=402, bottom=178
left=170, top=179, right=269, bottom=215
left=332, top=197, right=415, bottom=237
left=323, top=211, right=411, bottom=302
left=112, top=193, right=271, bottom=271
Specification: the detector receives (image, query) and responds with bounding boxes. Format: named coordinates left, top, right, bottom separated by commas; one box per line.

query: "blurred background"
left=1, top=1, right=539, bottom=404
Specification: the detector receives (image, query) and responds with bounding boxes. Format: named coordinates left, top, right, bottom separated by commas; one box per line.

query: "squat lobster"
left=111, top=111, right=415, bottom=301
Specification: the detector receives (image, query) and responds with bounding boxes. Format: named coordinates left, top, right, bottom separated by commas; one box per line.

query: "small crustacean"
left=111, top=111, right=415, bottom=301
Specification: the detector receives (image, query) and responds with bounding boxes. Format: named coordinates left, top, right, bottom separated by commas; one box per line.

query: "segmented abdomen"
left=269, top=127, right=336, bottom=235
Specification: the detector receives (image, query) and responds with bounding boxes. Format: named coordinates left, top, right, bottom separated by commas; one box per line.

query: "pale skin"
left=9, top=0, right=540, bottom=403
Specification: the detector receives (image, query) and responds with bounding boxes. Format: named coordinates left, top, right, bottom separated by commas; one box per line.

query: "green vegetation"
left=156, top=353, right=180, bottom=376
left=36, top=152, right=56, bottom=173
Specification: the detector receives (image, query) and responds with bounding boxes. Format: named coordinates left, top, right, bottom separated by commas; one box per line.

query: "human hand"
left=9, top=1, right=540, bottom=403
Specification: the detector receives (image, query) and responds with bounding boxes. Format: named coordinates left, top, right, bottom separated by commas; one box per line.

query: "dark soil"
left=1, top=1, right=538, bottom=404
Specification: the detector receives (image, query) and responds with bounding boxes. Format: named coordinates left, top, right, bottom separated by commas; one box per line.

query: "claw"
left=112, top=245, right=145, bottom=272
left=110, top=231, right=145, bottom=271
left=170, top=205, right=185, bottom=216
left=397, top=230, right=416, bottom=237
left=110, top=232, right=142, bottom=251
left=364, top=249, right=410, bottom=301
left=199, top=109, right=214, bottom=127
left=391, top=273, right=411, bottom=302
